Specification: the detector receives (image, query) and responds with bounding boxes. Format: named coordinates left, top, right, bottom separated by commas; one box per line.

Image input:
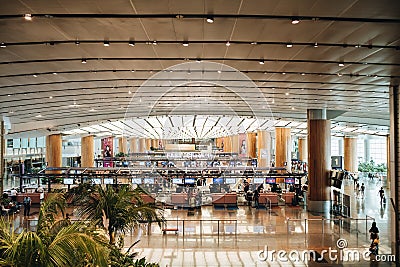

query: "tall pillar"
left=81, top=135, right=94, bottom=167
left=257, top=130, right=271, bottom=167
left=307, top=109, right=331, bottom=213
left=139, top=138, right=146, bottom=153
left=145, top=139, right=152, bottom=151
left=231, top=135, right=239, bottom=154
left=338, top=138, right=344, bottom=156
left=129, top=138, right=138, bottom=154
left=45, top=134, right=62, bottom=173
left=389, top=84, right=399, bottom=261
left=0, top=120, right=4, bottom=194
left=246, top=132, right=257, bottom=158
left=298, top=137, right=307, bottom=162
left=275, top=127, right=291, bottom=171
left=151, top=139, right=157, bottom=149
left=223, top=136, right=232, bottom=153
left=387, top=135, right=390, bottom=184
left=344, top=137, right=358, bottom=172
left=118, top=137, right=127, bottom=155
left=364, top=139, right=370, bottom=162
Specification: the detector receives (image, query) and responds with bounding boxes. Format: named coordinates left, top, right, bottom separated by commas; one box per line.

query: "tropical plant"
left=0, top=193, right=109, bottom=267
left=67, top=184, right=163, bottom=244
left=358, top=160, right=387, bottom=173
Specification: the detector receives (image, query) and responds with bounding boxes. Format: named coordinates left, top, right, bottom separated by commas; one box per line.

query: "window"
left=357, top=139, right=365, bottom=163
left=331, top=137, right=340, bottom=156
left=369, top=138, right=387, bottom=164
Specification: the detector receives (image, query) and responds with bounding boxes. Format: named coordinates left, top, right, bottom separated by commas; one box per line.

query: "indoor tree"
left=67, top=183, right=163, bottom=245
left=0, top=193, right=109, bottom=267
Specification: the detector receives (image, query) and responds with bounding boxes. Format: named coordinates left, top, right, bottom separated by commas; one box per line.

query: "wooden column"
left=145, top=139, right=152, bottom=151
left=81, top=135, right=94, bottom=167
left=307, top=109, right=331, bottom=213
left=118, top=137, right=127, bottom=155
left=139, top=138, right=146, bottom=153
left=298, top=137, right=307, bottom=162
left=223, top=136, right=232, bottom=153
left=231, top=135, right=239, bottom=154
left=275, top=127, right=291, bottom=171
left=246, top=132, right=257, bottom=158
left=257, top=130, right=271, bottom=167
left=344, top=137, right=358, bottom=172
left=151, top=139, right=158, bottom=149
left=129, top=138, right=138, bottom=154
left=0, top=120, right=4, bottom=194
left=45, top=134, right=62, bottom=173
left=389, top=84, right=399, bottom=260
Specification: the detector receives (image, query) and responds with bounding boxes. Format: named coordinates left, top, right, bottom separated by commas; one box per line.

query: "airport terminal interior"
left=0, top=1, right=400, bottom=266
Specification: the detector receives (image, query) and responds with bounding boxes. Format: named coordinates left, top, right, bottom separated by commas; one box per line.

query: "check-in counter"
left=212, top=193, right=237, bottom=205
left=140, top=194, right=156, bottom=204
left=282, top=192, right=295, bottom=204
left=171, top=193, right=187, bottom=206
left=259, top=193, right=278, bottom=206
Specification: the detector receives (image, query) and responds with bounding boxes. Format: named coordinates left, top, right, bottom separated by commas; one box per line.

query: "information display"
left=285, top=178, right=295, bottom=184
left=144, top=178, right=155, bottom=184
left=253, top=177, right=264, bottom=184
left=104, top=178, right=114, bottom=184
left=92, top=178, right=101, bottom=184
left=132, top=178, right=142, bottom=184
left=213, top=177, right=224, bottom=184
left=225, top=178, right=236, bottom=184
left=266, top=177, right=276, bottom=184
left=184, top=178, right=196, bottom=184
left=63, top=178, right=74, bottom=185
left=172, top=178, right=183, bottom=184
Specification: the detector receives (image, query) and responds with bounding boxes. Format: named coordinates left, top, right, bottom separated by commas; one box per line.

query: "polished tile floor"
left=4, top=176, right=395, bottom=266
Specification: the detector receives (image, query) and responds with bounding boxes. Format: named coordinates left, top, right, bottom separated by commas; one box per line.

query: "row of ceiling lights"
left=2, top=39, right=395, bottom=50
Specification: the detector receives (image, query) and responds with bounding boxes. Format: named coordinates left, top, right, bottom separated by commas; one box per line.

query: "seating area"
left=16, top=193, right=44, bottom=205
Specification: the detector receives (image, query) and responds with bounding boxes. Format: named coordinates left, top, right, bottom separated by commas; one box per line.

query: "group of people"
left=354, top=182, right=366, bottom=198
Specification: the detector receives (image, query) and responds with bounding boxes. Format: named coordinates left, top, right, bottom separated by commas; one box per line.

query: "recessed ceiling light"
left=282, top=72, right=286, bottom=75
left=251, top=41, right=257, bottom=45
left=9, top=111, right=13, bottom=114
left=75, top=41, right=80, bottom=45
left=314, top=42, right=318, bottom=48
left=259, top=59, right=265, bottom=65
left=152, top=40, right=157, bottom=45
left=89, top=108, right=96, bottom=112
left=226, top=41, right=231, bottom=47
left=339, top=63, right=345, bottom=67
left=206, top=16, right=214, bottom=23
left=373, top=75, right=378, bottom=78
left=103, top=40, right=110, bottom=47
left=182, top=41, right=189, bottom=47
left=49, top=96, right=53, bottom=99
left=81, top=58, right=87, bottom=64
left=24, top=14, right=32, bottom=21
left=291, top=107, right=295, bottom=110
left=286, top=43, right=293, bottom=48
left=128, top=90, right=132, bottom=94
left=337, top=73, right=343, bottom=77
left=7, top=94, right=11, bottom=97
left=301, top=73, right=305, bottom=76
left=0, top=43, right=6, bottom=48
left=33, top=74, right=38, bottom=77
left=217, top=70, right=222, bottom=73
left=129, top=41, right=135, bottom=46
left=52, top=72, right=57, bottom=75
left=35, top=114, right=42, bottom=118
left=196, top=58, right=202, bottom=63
left=131, top=70, right=135, bottom=72
left=291, top=18, right=300, bottom=24
left=285, top=92, right=290, bottom=96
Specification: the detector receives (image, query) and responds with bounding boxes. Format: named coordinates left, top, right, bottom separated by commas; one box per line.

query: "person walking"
left=360, top=183, right=365, bottom=198
left=355, top=182, right=360, bottom=197
left=23, top=196, right=31, bottom=217
left=378, top=187, right=385, bottom=204
left=253, top=189, right=260, bottom=208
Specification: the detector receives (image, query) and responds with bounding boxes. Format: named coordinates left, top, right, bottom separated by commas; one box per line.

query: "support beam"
left=344, top=137, right=358, bottom=172
left=139, top=138, right=146, bottom=153
left=246, top=132, right=257, bottom=159
left=45, top=134, right=62, bottom=174
left=257, top=130, right=271, bottom=167
left=275, top=127, right=291, bottom=171
left=307, top=109, right=331, bottom=213
left=118, top=137, right=127, bottom=154
left=129, top=138, right=138, bottom=154
left=298, top=137, right=307, bottom=162
left=389, top=84, right=399, bottom=263
left=81, top=135, right=94, bottom=167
